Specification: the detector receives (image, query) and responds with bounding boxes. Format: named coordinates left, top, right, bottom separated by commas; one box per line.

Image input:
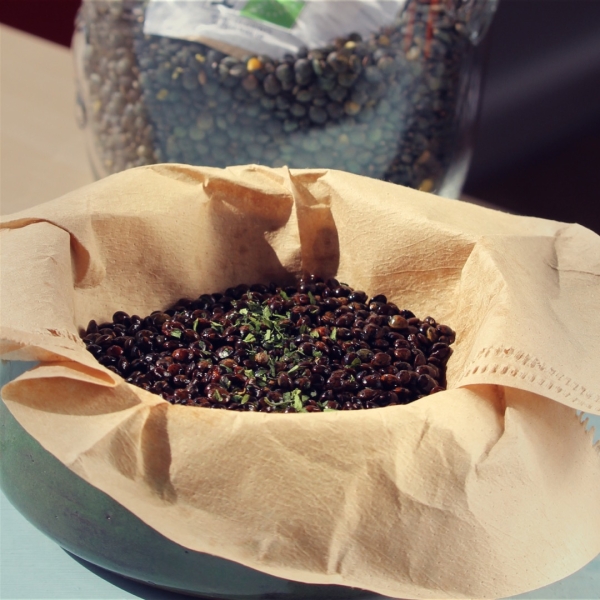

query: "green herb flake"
left=243, top=333, right=256, bottom=343
left=280, top=290, right=289, bottom=300
left=351, top=357, right=361, bottom=367
left=211, top=321, right=223, bottom=331
left=192, top=319, right=199, bottom=332
left=170, top=329, right=182, bottom=339
left=292, top=389, right=304, bottom=412
left=330, top=327, right=337, bottom=340
left=310, top=329, right=320, bottom=338
left=241, top=394, right=250, bottom=405
left=244, top=369, right=254, bottom=379
left=213, top=390, right=222, bottom=401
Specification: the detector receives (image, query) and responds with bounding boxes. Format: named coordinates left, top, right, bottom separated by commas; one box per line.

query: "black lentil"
left=82, top=276, right=455, bottom=413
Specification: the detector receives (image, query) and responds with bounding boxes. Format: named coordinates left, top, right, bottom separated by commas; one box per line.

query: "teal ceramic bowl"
left=0, top=360, right=389, bottom=600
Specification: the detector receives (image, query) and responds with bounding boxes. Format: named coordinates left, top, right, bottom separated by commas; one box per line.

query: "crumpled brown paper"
left=1, top=164, right=599, bottom=599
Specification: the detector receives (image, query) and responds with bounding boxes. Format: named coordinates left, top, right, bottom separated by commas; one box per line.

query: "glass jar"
left=73, top=0, right=498, bottom=197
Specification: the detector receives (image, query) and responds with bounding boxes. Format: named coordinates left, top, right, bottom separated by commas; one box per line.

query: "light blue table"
left=1, top=360, right=599, bottom=600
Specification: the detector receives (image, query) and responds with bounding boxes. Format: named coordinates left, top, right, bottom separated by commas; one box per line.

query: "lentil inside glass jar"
left=73, top=0, right=498, bottom=197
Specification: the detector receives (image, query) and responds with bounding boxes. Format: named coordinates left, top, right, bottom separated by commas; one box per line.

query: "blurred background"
left=2, top=0, right=599, bottom=233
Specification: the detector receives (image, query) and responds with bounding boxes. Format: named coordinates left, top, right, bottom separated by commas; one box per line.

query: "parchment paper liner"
left=1, top=164, right=599, bottom=599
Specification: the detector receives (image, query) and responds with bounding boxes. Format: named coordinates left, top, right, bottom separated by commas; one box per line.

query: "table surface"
left=1, top=24, right=599, bottom=600
left=0, top=25, right=94, bottom=217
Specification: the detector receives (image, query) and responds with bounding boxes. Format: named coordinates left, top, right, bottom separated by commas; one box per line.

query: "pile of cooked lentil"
left=82, top=276, right=455, bottom=412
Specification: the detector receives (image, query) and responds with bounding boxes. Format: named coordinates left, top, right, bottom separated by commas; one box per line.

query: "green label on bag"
left=241, top=0, right=305, bottom=29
